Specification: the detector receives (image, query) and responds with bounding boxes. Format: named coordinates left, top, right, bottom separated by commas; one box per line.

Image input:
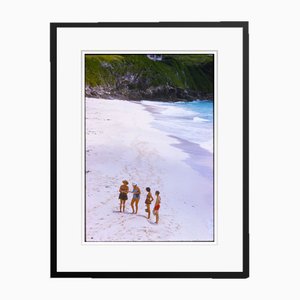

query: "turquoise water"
left=176, top=100, right=213, bottom=123
left=141, top=100, right=214, bottom=153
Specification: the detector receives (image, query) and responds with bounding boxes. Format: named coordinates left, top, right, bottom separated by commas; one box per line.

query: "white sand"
left=85, top=98, right=213, bottom=241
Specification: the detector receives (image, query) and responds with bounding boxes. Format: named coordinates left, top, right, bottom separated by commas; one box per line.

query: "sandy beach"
left=85, top=97, right=214, bottom=242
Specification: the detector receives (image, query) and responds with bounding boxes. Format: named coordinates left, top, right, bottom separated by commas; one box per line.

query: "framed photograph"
left=50, top=22, right=249, bottom=278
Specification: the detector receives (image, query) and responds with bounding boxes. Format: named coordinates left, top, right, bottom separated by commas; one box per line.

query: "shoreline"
left=85, top=98, right=214, bottom=242
left=85, top=91, right=214, bottom=102
left=169, top=135, right=213, bottom=181
left=139, top=100, right=213, bottom=179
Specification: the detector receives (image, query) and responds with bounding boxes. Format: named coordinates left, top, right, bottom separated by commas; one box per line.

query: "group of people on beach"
left=118, top=180, right=161, bottom=224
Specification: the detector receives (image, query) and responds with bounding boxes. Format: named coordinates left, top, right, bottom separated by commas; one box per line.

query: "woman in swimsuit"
left=130, top=183, right=141, bottom=214
left=145, top=187, right=154, bottom=219
left=153, top=191, right=161, bottom=224
left=119, top=180, right=129, bottom=212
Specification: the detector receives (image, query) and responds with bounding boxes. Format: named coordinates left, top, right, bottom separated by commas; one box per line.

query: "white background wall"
left=0, top=0, right=299, bottom=299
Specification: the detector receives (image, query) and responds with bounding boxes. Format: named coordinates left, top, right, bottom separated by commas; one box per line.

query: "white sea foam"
left=142, top=101, right=197, bottom=118
left=141, top=100, right=213, bottom=153
left=193, top=116, right=209, bottom=123
left=160, top=106, right=197, bottom=118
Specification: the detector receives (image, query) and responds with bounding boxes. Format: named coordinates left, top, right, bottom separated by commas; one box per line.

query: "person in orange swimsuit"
left=153, top=191, right=161, bottom=224
left=119, top=180, right=129, bottom=212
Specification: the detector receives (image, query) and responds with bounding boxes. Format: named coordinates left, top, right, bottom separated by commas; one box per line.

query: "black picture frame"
left=50, top=21, right=249, bottom=278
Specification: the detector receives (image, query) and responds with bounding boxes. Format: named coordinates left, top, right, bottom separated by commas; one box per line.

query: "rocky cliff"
left=85, top=54, right=214, bottom=101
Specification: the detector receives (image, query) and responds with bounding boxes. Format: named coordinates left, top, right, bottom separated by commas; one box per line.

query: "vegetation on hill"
left=85, top=54, right=214, bottom=101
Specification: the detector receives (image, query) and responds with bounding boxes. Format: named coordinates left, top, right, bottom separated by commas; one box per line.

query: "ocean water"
left=141, top=100, right=214, bottom=153
left=141, top=99, right=214, bottom=179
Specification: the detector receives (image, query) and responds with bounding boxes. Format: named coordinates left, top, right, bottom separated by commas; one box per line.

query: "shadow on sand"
left=112, top=210, right=148, bottom=219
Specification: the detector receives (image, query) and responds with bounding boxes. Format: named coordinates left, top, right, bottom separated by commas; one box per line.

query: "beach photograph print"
left=85, top=54, right=214, bottom=242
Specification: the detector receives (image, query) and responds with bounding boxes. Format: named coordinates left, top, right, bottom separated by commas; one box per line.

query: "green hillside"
left=85, top=54, right=214, bottom=100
